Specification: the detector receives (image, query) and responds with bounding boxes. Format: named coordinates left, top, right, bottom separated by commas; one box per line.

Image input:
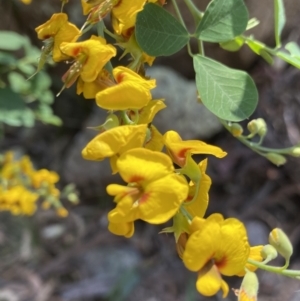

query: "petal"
left=108, top=220, right=135, bottom=238
left=237, top=245, right=264, bottom=276
left=138, top=173, right=188, bottom=224
left=76, top=76, right=104, bottom=99
left=96, top=66, right=156, bottom=110
left=82, top=124, right=147, bottom=161
left=108, top=196, right=139, bottom=222
left=183, top=220, right=221, bottom=272
left=185, top=159, right=212, bottom=218
left=60, top=36, right=117, bottom=82
left=196, top=262, right=224, bottom=297
left=116, top=148, right=174, bottom=184
left=144, top=125, right=164, bottom=152
left=138, top=99, right=166, bottom=124
left=112, top=0, right=145, bottom=34
left=215, top=218, right=250, bottom=276
left=164, top=130, right=227, bottom=166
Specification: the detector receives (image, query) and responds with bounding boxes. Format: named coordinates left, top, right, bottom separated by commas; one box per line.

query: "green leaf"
left=0, top=31, right=25, bottom=51
left=7, top=72, right=31, bottom=93
left=36, top=104, right=62, bottom=126
left=193, top=55, right=258, bottom=121
left=0, top=87, right=35, bottom=127
left=196, top=0, right=249, bottom=42
left=285, top=42, right=300, bottom=58
left=274, top=0, right=286, bottom=47
left=135, top=3, right=189, bottom=56
left=0, top=51, right=17, bottom=66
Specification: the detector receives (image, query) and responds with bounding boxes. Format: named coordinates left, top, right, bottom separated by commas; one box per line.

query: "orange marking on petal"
left=72, top=46, right=81, bottom=57
left=178, top=148, right=191, bottom=158
left=129, top=175, right=144, bottom=183
left=138, top=192, right=150, bottom=204
left=43, top=34, right=51, bottom=39
left=216, top=256, right=227, bottom=270
left=115, top=72, right=124, bottom=83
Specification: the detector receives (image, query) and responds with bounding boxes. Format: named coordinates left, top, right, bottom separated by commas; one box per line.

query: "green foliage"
left=194, top=55, right=258, bottom=122
left=274, top=0, right=286, bottom=47
left=135, top=3, right=189, bottom=56
left=195, top=0, right=248, bottom=43
left=0, top=31, right=62, bottom=129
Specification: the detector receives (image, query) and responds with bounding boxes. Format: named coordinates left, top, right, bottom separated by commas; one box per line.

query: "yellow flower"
left=35, top=13, right=80, bottom=62
left=184, top=159, right=211, bottom=218
left=59, top=36, right=116, bottom=92
left=183, top=214, right=250, bottom=297
left=164, top=130, right=227, bottom=167
left=82, top=124, right=148, bottom=173
left=0, top=186, right=38, bottom=216
left=95, top=66, right=156, bottom=110
left=30, top=169, right=59, bottom=189
left=107, top=148, right=188, bottom=228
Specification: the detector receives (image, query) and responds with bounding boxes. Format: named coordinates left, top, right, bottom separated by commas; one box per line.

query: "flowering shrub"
left=3, top=0, right=300, bottom=299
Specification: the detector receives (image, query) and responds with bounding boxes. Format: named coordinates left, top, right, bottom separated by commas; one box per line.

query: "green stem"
left=247, top=259, right=300, bottom=279
left=180, top=206, right=193, bottom=222
left=183, top=0, right=203, bottom=24
left=171, top=0, right=187, bottom=29
left=104, top=28, right=121, bottom=42
left=219, top=119, right=296, bottom=155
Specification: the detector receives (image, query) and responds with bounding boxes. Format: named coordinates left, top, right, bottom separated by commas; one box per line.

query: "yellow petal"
left=76, top=76, right=104, bottom=99
left=144, top=125, right=164, bottom=152
left=82, top=124, right=147, bottom=161
left=138, top=174, right=188, bottom=224
left=112, top=0, right=145, bottom=35
left=196, top=262, right=226, bottom=297
left=96, top=66, right=155, bottom=110
left=185, top=159, right=211, bottom=218
left=183, top=220, right=221, bottom=272
left=215, top=218, right=250, bottom=276
left=164, top=130, right=227, bottom=166
left=108, top=220, right=135, bottom=238
left=60, top=36, right=116, bottom=82
left=116, top=148, right=174, bottom=184
left=138, top=99, right=166, bottom=124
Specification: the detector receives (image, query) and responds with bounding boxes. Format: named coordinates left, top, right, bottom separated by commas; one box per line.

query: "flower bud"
left=269, top=228, right=293, bottom=262
left=229, top=123, right=243, bottom=137
left=220, top=37, right=244, bottom=52
left=289, top=147, right=300, bottom=157
left=238, top=270, right=259, bottom=301
left=261, top=244, right=278, bottom=261
left=265, top=153, right=286, bottom=166
left=247, top=118, right=267, bottom=138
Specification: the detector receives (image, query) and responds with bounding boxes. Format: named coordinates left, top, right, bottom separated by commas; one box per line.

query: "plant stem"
left=183, top=0, right=203, bottom=24
left=171, top=0, right=187, bottom=29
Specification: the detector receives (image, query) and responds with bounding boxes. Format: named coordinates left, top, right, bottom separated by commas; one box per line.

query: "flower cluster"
left=0, top=152, right=78, bottom=216
left=30, top=1, right=300, bottom=300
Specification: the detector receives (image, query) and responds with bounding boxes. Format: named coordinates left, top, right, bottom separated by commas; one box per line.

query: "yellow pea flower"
left=107, top=148, right=189, bottom=228
left=95, top=66, right=156, bottom=110
left=82, top=124, right=147, bottom=173
left=183, top=214, right=250, bottom=297
left=35, top=13, right=80, bottom=62
left=30, top=169, right=60, bottom=189
left=0, top=186, right=38, bottom=216
left=164, top=130, right=227, bottom=167
left=59, top=35, right=116, bottom=93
